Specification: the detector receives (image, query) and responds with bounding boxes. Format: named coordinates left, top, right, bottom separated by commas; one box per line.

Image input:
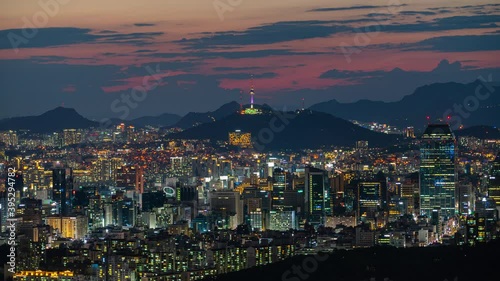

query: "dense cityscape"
left=0, top=94, right=499, bottom=280
left=1, top=0, right=500, bottom=281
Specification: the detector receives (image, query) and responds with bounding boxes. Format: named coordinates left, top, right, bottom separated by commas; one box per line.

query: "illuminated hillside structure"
left=240, top=76, right=263, bottom=115
left=229, top=130, right=253, bottom=148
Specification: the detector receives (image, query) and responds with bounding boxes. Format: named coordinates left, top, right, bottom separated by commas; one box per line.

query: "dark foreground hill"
left=203, top=239, right=500, bottom=281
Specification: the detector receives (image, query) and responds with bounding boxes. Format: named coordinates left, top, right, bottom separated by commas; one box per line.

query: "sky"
left=0, top=0, right=499, bottom=119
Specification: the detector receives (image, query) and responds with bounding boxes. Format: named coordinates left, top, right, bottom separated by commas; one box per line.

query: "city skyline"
left=0, top=0, right=499, bottom=118
left=1, top=1, right=499, bottom=281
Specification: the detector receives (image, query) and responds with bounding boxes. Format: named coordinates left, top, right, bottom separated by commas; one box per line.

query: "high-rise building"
left=401, top=182, right=418, bottom=216
left=404, top=127, right=416, bottom=138
left=419, top=124, right=457, bottom=219
left=24, top=161, right=50, bottom=193
left=63, top=129, right=80, bottom=146
left=229, top=130, right=252, bottom=148
left=474, top=198, right=498, bottom=243
left=45, top=216, right=88, bottom=239
left=113, top=197, right=137, bottom=227
left=209, top=191, right=243, bottom=229
left=458, top=184, right=475, bottom=216
left=269, top=210, right=296, bottom=231
left=0, top=191, right=8, bottom=232
left=357, top=182, right=381, bottom=224
left=19, top=198, right=42, bottom=225
left=116, top=165, right=144, bottom=193
left=92, top=157, right=123, bottom=182
left=305, top=167, right=331, bottom=225
left=272, top=168, right=287, bottom=211
left=104, top=203, right=113, bottom=226
left=88, top=195, right=103, bottom=230
left=52, top=167, right=73, bottom=216
left=356, top=141, right=369, bottom=150
left=488, top=153, right=500, bottom=207
left=0, top=130, right=18, bottom=146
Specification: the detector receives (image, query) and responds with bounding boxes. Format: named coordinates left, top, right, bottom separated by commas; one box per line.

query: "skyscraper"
left=116, top=165, right=144, bottom=193
left=488, top=153, right=500, bottom=207
left=357, top=182, right=381, bottom=224
left=305, top=166, right=331, bottom=225
left=419, top=124, right=457, bottom=219
left=52, top=167, right=73, bottom=216
left=272, top=168, right=287, bottom=211
left=63, top=129, right=78, bottom=146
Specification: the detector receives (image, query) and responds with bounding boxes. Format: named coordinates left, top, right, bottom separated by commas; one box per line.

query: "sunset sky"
left=0, top=0, right=499, bottom=119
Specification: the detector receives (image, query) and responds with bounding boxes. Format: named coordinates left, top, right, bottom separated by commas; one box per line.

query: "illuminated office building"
left=116, top=165, right=144, bottom=193
left=209, top=191, right=243, bottom=229
left=229, top=130, right=252, bottom=148
left=269, top=210, right=296, bottom=231
left=488, top=153, right=500, bottom=207
left=404, top=127, right=416, bottom=138
left=356, top=141, right=368, bottom=150
left=92, top=157, right=123, bottom=182
left=63, top=129, right=80, bottom=146
left=0, top=130, right=18, bottom=146
left=401, top=182, right=418, bottom=216
left=305, top=166, right=331, bottom=225
left=14, top=270, right=75, bottom=281
left=419, top=124, right=457, bottom=219
left=458, top=184, right=475, bottom=216
left=271, top=168, right=287, bottom=210
left=357, top=182, right=381, bottom=224
left=45, top=216, right=88, bottom=239
left=52, top=167, right=73, bottom=216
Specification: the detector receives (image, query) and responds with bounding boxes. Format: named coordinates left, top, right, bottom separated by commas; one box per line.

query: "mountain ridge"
left=309, top=80, right=499, bottom=128
left=170, top=110, right=400, bottom=150
left=0, top=107, right=99, bottom=133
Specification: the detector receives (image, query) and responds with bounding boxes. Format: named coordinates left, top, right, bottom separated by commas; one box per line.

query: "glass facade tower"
left=419, top=124, right=457, bottom=219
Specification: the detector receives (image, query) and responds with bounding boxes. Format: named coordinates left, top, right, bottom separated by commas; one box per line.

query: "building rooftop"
left=422, top=124, right=455, bottom=139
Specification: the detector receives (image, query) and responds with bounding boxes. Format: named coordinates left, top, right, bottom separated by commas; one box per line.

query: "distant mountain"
left=310, top=81, right=500, bottom=129
left=0, top=107, right=98, bottom=133
left=170, top=110, right=399, bottom=150
left=170, top=101, right=241, bottom=129
left=128, top=113, right=182, bottom=127
left=454, top=126, right=500, bottom=139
